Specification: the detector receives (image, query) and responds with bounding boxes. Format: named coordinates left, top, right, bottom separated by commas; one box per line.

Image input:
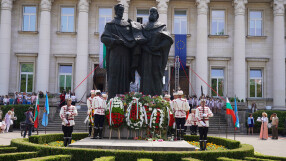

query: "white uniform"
left=172, top=98, right=190, bottom=118
left=195, top=106, right=213, bottom=127
left=92, top=96, right=106, bottom=115
left=60, top=105, right=78, bottom=126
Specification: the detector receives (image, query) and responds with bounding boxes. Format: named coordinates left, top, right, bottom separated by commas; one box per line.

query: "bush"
left=94, top=156, right=115, bottom=161
left=19, top=155, right=72, bottom=161
left=254, top=153, right=286, bottom=161
left=11, top=137, right=254, bottom=161
left=181, top=157, right=201, bottom=161
left=217, top=157, right=245, bottom=161
left=244, top=157, right=275, bottom=161
left=0, top=152, right=37, bottom=160
left=0, top=105, right=31, bottom=129
left=252, top=110, right=286, bottom=134
left=0, top=147, right=17, bottom=154
left=184, top=135, right=240, bottom=149
left=29, top=133, right=89, bottom=144
left=137, top=159, right=153, bottom=161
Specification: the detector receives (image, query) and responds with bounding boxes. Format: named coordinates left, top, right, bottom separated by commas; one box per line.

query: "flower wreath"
left=149, top=108, right=165, bottom=129
left=125, top=98, right=148, bottom=130
left=105, top=97, right=125, bottom=128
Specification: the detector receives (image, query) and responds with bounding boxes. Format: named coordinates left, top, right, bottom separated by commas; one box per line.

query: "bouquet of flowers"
left=105, top=97, right=125, bottom=128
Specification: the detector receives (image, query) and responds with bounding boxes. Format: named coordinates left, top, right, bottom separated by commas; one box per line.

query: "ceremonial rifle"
left=201, top=86, right=205, bottom=123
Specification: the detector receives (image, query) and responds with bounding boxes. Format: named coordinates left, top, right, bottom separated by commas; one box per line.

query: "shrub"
left=94, top=156, right=115, bottom=161
left=18, top=155, right=72, bottom=161
left=217, top=157, right=245, bottom=161
left=254, top=153, right=286, bottom=161
left=29, top=133, right=88, bottom=144
left=244, top=157, right=275, bottom=161
left=0, top=147, right=17, bottom=154
left=137, top=159, right=153, bottom=161
left=0, top=105, right=31, bottom=129
left=181, top=157, right=201, bottom=161
left=0, top=152, right=37, bottom=160
left=184, top=135, right=240, bottom=149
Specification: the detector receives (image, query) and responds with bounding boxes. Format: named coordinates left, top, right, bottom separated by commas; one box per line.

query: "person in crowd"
left=172, top=90, right=190, bottom=140
left=0, top=96, right=4, bottom=105
left=188, top=96, right=192, bottom=109
left=60, top=98, right=78, bottom=147
left=259, top=112, right=268, bottom=140
left=3, top=95, right=10, bottom=105
left=8, top=108, right=15, bottom=132
left=31, top=92, right=37, bottom=105
left=4, top=111, right=12, bottom=133
left=185, top=109, right=197, bottom=135
left=165, top=94, right=175, bottom=139
left=65, top=90, right=71, bottom=100
left=247, top=114, right=254, bottom=135
left=26, top=94, right=32, bottom=105
left=91, top=90, right=106, bottom=139
left=23, top=107, right=34, bottom=138
left=22, top=92, right=27, bottom=104
left=251, top=102, right=257, bottom=113
left=217, top=99, right=223, bottom=114
left=195, top=96, right=213, bottom=151
left=87, top=90, right=95, bottom=137
left=270, top=113, right=279, bottom=140
left=14, top=92, right=18, bottom=104
left=214, top=98, right=218, bottom=114
left=71, top=93, right=77, bottom=106
left=60, top=91, right=66, bottom=107
left=209, top=97, right=214, bottom=113
left=102, top=94, right=108, bottom=101
left=9, top=96, right=14, bottom=105
left=18, top=93, right=23, bottom=104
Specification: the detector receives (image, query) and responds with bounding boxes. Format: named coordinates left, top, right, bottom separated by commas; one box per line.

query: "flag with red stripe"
left=226, top=97, right=236, bottom=126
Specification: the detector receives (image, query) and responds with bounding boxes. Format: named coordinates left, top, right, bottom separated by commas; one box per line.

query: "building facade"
left=0, top=0, right=285, bottom=109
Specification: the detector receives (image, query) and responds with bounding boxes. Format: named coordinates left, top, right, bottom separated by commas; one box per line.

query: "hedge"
left=181, top=157, right=201, bottom=161
left=19, top=155, right=72, bottom=161
left=216, top=157, right=245, bottom=161
left=137, top=159, right=153, bottom=161
left=11, top=138, right=254, bottom=161
left=244, top=157, right=276, bottom=161
left=254, top=153, right=286, bottom=161
left=29, top=133, right=89, bottom=144
left=184, top=135, right=240, bottom=149
left=0, top=105, right=31, bottom=129
left=94, top=156, right=115, bottom=161
left=0, top=147, right=17, bottom=154
left=0, top=152, right=37, bottom=160
left=252, top=110, right=286, bottom=135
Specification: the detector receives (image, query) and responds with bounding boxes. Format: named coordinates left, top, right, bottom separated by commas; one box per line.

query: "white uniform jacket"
left=195, top=106, right=213, bottom=127
left=60, top=105, right=78, bottom=126
left=87, top=97, right=94, bottom=114
left=172, top=98, right=190, bottom=118
left=92, top=96, right=106, bottom=115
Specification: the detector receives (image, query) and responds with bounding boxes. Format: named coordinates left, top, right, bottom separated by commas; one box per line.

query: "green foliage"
left=244, top=157, right=276, bottom=161
left=0, top=147, right=17, bottom=154
left=94, top=156, right=115, bottom=161
left=29, top=133, right=88, bottom=144
left=252, top=110, right=286, bottom=134
left=0, top=105, right=31, bottom=128
left=184, top=135, right=240, bottom=149
left=217, top=157, right=245, bottom=161
left=19, top=155, right=72, bottom=161
left=254, top=153, right=286, bottom=161
left=0, top=152, right=37, bottom=160
left=181, top=158, right=201, bottom=161
left=137, top=159, right=153, bottom=161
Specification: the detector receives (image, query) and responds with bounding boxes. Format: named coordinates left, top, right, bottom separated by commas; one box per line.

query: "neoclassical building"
left=0, top=0, right=285, bottom=109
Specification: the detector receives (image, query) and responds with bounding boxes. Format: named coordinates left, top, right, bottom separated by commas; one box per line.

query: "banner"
left=175, top=34, right=187, bottom=69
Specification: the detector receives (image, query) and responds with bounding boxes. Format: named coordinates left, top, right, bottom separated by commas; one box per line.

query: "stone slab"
left=69, top=137, right=198, bottom=151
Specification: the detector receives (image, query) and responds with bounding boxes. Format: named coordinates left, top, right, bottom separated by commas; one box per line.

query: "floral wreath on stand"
left=105, top=97, right=125, bottom=129
left=149, top=108, right=165, bottom=130
left=125, top=97, right=148, bottom=130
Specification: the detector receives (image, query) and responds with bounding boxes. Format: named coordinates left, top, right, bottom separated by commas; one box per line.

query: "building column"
left=196, top=0, right=209, bottom=95
left=75, top=0, right=89, bottom=101
left=36, top=0, right=52, bottom=93
left=0, top=0, right=13, bottom=95
left=272, top=0, right=285, bottom=108
left=233, top=0, right=247, bottom=100
left=117, top=0, right=130, bottom=20
left=156, top=0, right=169, bottom=25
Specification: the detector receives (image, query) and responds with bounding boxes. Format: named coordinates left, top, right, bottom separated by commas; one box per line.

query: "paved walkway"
left=0, top=131, right=285, bottom=157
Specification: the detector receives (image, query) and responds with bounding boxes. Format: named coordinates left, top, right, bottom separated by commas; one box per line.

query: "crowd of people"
left=0, top=92, right=38, bottom=105
left=59, top=90, right=77, bottom=107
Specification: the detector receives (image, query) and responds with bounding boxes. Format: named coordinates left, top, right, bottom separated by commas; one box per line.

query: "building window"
left=61, top=7, right=75, bottom=32
left=20, top=64, right=34, bottom=93
left=98, top=8, right=112, bottom=34
left=174, top=10, right=187, bottom=34
left=250, top=69, right=263, bottom=97
left=137, top=9, right=149, bottom=24
left=249, top=11, right=262, bottom=36
left=59, top=65, right=72, bottom=92
left=22, top=6, right=37, bottom=31
left=211, top=69, right=224, bottom=96
left=211, top=10, right=225, bottom=35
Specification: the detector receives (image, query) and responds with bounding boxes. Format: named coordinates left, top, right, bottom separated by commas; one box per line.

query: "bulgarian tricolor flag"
left=226, top=98, right=236, bottom=126
left=34, top=95, right=39, bottom=128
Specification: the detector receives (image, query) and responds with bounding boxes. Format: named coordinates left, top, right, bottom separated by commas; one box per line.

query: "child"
left=247, top=114, right=254, bottom=135
left=0, top=121, right=6, bottom=133
left=185, top=109, right=197, bottom=135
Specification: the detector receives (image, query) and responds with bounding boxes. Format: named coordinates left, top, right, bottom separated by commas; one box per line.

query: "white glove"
left=202, top=114, right=207, bottom=117
left=200, top=121, right=206, bottom=127
left=64, top=119, right=69, bottom=124
left=66, top=112, right=71, bottom=115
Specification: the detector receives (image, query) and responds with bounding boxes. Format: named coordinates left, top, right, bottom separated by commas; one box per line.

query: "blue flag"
left=175, top=34, right=187, bottom=69
left=234, top=98, right=240, bottom=129
left=42, top=93, right=49, bottom=127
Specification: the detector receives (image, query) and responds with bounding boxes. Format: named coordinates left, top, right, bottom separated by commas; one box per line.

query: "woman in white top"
left=4, top=111, right=12, bottom=132
left=3, top=95, right=10, bottom=105
left=259, top=112, right=268, bottom=140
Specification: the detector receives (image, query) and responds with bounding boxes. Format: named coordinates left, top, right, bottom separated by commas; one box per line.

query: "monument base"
left=69, top=137, right=198, bottom=151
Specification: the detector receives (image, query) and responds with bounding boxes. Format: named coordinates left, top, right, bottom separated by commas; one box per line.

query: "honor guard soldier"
left=92, top=90, right=107, bottom=139
left=195, top=97, right=213, bottom=150
left=172, top=90, right=190, bottom=140
left=60, top=98, right=78, bottom=147
left=164, top=94, right=175, bottom=139
left=87, top=90, right=96, bottom=137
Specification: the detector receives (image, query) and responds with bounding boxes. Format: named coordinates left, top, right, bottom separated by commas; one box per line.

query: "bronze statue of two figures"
left=101, top=4, right=173, bottom=99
